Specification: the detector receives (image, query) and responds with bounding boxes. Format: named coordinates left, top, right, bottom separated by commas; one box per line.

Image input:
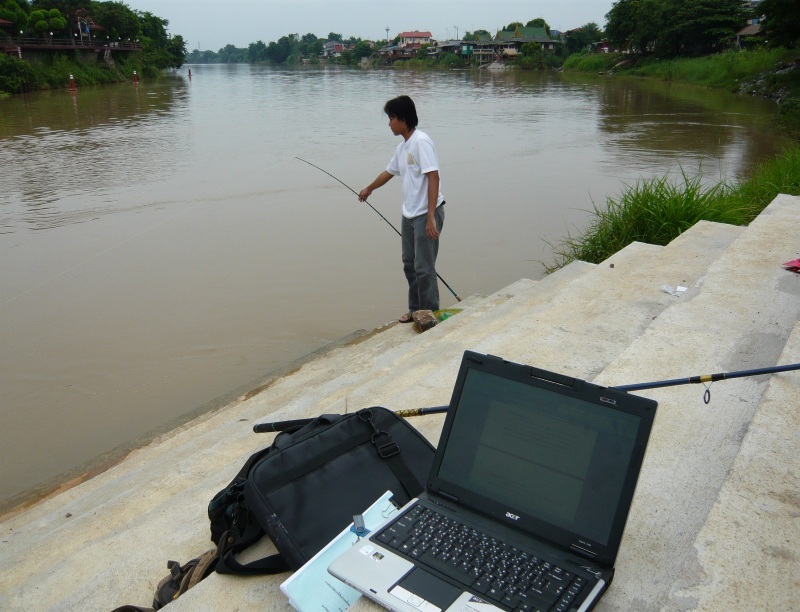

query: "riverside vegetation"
left=548, top=48, right=800, bottom=272
left=545, top=148, right=800, bottom=272
left=0, top=2, right=184, bottom=96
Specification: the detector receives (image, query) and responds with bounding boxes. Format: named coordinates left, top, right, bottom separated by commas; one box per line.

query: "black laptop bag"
left=209, top=406, right=436, bottom=575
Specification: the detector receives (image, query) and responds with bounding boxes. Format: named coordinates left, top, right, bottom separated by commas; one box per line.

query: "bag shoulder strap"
left=363, top=407, right=427, bottom=500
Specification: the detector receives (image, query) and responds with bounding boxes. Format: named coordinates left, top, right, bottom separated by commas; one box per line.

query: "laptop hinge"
left=570, top=543, right=598, bottom=558
left=439, top=491, right=459, bottom=503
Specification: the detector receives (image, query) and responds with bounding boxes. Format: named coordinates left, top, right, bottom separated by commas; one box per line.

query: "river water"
left=0, top=64, right=790, bottom=508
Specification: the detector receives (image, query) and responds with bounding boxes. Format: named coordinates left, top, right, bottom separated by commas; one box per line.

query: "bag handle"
left=215, top=524, right=290, bottom=575
left=272, top=414, right=342, bottom=449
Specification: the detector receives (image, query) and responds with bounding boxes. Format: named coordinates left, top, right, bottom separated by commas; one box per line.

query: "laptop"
left=328, top=350, right=657, bottom=612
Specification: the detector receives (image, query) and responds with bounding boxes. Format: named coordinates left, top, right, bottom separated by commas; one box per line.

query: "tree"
left=92, top=1, right=140, bottom=41
left=464, top=29, right=491, bottom=41
left=758, top=0, right=800, bottom=48
left=606, top=0, right=643, bottom=51
left=247, top=40, right=267, bottom=62
left=0, top=53, right=35, bottom=93
left=669, top=0, right=745, bottom=54
left=565, top=22, right=603, bottom=54
left=264, top=34, right=297, bottom=63
left=606, top=0, right=744, bottom=56
left=352, top=40, right=373, bottom=59
left=503, top=22, right=523, bottom=32
left=327, top=32, right=342, bottom=42
left=526, top=18, right=551, bottom=33
left=136, top=10, right=186, bottom=72
left=29, top=7, right=67, bottom=38
left=218, top=44, right=246, bottom=63
left=31, top=0, right=85, bottom=37
left=298, top=32, right=320, bottom=57
left=0, top=0, right=31, bottom=33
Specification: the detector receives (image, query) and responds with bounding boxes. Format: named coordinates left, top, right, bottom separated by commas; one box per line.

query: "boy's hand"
left=426, top=216, right=440, bottom=239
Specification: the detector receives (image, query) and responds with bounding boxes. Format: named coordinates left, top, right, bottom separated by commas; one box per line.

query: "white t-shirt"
left=386, top=129, right=444, bottom=219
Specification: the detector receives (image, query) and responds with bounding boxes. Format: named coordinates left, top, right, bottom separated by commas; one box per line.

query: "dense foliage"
left=758, top=0, right=800, bottom=48
left=186, top=32, right=374, bottom=66
left=605, top=0, right=750, bottom=56
left=0, top=0, right=186, bottom=93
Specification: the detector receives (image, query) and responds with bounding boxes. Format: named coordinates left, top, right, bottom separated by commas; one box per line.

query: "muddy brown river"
left=0, top=64, right=791, bottom=508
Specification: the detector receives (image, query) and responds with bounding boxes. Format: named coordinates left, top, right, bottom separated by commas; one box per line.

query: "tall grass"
left=562, top=53, right=623, bottom=73
left=546, top=147, right=800, bottom=272
left=625, top=49, right=796, bottom=89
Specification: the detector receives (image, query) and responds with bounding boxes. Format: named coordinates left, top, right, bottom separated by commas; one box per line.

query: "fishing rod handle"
left=253, top=418, right=313, bottom=433
left=254, top=405, right=450, bottom=432
left=394, top=405, right=449, bottom=418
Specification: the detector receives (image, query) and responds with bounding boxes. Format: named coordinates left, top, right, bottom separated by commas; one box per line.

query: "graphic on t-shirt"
left=407, top=152, right=416, bottom=166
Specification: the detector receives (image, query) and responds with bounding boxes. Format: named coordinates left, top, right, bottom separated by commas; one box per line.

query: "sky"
left=121, top=0, right=614, bottom=52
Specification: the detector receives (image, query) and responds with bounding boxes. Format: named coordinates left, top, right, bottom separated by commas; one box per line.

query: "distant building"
left=398, top=31, right=432, bottom=47
left=321, top=41, right=344, bottom=58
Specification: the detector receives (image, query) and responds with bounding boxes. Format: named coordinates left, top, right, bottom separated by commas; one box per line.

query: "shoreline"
left=0, top=325, right=395, bottom=519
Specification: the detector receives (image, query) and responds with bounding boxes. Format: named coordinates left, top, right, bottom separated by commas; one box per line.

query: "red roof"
left=399, top=31, right=432, bottom=38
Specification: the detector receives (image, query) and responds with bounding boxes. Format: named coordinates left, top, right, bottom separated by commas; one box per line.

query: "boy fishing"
left=359, top=95, right=446, bottom=323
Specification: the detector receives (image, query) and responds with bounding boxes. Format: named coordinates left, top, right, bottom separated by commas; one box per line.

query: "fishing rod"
left=296, top=156, right=462, bottom=302
left=253, top=406, right=449, bottom=433
left=253, top=362, right=800, bottom=431
left=611, top=362, right=800, bottom=403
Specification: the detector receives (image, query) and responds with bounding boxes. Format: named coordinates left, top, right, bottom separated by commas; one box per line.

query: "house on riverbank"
left=427, top=26, right=564, bottom=66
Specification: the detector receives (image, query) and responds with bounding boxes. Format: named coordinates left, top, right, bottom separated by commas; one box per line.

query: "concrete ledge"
left=1, top=195, right=797, bottom=612
left=667, top=321, right=800, bottom=610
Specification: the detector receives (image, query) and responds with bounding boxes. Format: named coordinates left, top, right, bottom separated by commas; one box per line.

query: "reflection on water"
left=0, top=79, right=189, bottom=232
left=588, top=75, right=781, bottom=179
left=0, top=66, right=791, bottom=508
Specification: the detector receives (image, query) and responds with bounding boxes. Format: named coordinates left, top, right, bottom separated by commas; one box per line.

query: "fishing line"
left=295, top=156, right=462, bottom=302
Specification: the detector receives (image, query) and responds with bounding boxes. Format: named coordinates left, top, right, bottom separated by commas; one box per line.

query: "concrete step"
left=266, top=221, right=739, bottom=424
left=592, top=194, right=800, bottom=610
left=2, top=195, right=796, bottom=612
left=667, top=320, right=800, bottom=610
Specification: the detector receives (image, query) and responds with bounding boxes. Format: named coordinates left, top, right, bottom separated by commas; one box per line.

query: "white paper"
left=280, top=490, right=399, bottom=612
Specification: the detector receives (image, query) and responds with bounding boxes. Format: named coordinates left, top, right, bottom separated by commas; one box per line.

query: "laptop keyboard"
left=375, top=504, right=590, bottom=612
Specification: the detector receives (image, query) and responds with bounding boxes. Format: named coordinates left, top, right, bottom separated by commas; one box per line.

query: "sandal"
left=399, top=312, right=414, bottom=323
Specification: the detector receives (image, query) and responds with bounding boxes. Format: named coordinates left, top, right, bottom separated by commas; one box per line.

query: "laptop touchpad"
left=390, top=568, right=461, bottom=611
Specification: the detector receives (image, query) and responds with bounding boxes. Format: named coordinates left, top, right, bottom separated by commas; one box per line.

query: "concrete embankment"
left=1, top=195, right=798, bottom=611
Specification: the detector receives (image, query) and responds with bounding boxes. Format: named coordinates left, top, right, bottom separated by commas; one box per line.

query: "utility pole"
left=454, top=26, right=459, bottom=40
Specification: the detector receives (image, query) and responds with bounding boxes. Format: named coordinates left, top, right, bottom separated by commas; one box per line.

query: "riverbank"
left=2, top=194, right=798, bottom=610
left=1, top=62, right=789, bottom=518
left=563, top=48, right=800, bottom=137
left=547, top=145, right=800, bottom=270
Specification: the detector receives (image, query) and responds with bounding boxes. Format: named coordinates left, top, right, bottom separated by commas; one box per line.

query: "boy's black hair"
left=384, top=95, right=418, bottom=129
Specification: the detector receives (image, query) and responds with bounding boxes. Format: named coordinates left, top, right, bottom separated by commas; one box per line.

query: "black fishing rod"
left=253, top=406, right=449, bottom=433
left=611, top=362, right=800, bottom=403
left=296, top=156, right=462, bottom=302
left=253, top=362, right=800, bottom=431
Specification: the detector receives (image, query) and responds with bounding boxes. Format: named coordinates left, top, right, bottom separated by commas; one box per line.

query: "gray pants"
left=401, top=204, right=444, bottom=312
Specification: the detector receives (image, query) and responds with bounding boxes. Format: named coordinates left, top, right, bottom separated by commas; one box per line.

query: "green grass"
left=623, top=48, right=798, bottom=90
left=562, top=52, right=623, bottom=73
left=546, top=147, right=800, bottom=273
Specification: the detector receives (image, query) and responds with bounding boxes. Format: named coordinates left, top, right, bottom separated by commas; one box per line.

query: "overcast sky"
left=121, top=0, right=614, bottom=52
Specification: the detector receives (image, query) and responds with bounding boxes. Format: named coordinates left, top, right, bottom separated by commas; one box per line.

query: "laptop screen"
left=431, top=353, right=656, bottom=565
